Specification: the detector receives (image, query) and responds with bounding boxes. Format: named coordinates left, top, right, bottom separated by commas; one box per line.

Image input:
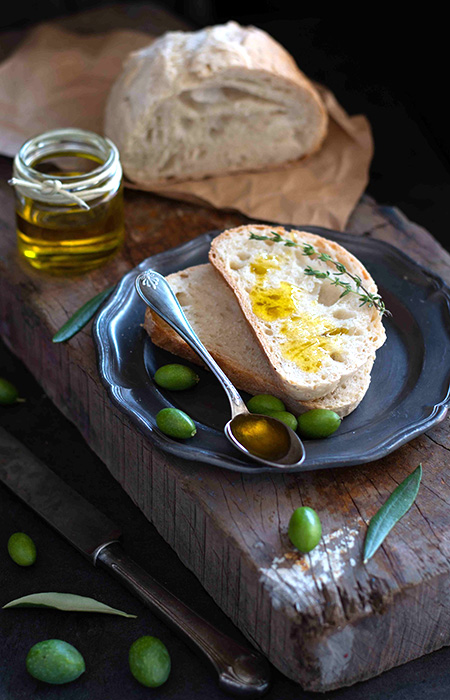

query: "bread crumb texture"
left=209, top=225, right=386, bottom=401
left=105, top=22, right=328, bottom=184
left=144, top=234, right=381, bottom=415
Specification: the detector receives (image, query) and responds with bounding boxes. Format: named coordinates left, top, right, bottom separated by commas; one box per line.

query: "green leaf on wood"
left=363, top=464, right=422, bottom=564
left=52, top=286, right=114, bottom=343
left=2, top=592, right=136, bottom=618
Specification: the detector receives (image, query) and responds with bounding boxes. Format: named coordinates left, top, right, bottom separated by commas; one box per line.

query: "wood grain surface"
left=2, top=6, right=450, bottom=691
left=1, top=146, right=450, bottom=690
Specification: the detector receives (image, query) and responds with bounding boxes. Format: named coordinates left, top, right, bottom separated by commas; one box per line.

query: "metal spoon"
left=135, top=270, right=306, bottom=469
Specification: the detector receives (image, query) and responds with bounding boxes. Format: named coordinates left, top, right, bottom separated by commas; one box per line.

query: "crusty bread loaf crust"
left=143, top=264, right=375, bottom=417
left=209, top=225, right=386, bottom=401
left=105, top=21, right=328, bottom=185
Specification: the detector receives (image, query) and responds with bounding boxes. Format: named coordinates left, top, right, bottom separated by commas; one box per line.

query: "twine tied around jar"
left=8, top=177, right=115, bottom=210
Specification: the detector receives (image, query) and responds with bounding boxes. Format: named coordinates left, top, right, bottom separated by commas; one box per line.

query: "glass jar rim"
left=12, top=128, right=122, bottom=207
left=14, top=128, right=120, bottom=188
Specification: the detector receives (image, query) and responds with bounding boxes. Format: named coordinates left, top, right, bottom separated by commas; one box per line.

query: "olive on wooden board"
left=288, top=507, right=322, bottom=553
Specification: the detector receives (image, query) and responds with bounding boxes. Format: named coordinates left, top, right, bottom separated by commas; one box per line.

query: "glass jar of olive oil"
left=11, top=128, right=124, bottom=273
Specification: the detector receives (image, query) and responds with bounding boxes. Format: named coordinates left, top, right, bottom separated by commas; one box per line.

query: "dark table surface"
left=1, top=4, right=450, bottom=699
left=3, top=335, right=450, bottom=700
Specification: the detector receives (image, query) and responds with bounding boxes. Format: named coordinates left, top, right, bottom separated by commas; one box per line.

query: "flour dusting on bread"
left=105, top=22, right=327, bottom=185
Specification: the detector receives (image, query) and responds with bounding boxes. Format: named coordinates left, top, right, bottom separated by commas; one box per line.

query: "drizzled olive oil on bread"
left=145, top=264, right=376, bottom=417
left=248, top=253, right=348, bottom=375
left=209, top=225, right=386, bottom=401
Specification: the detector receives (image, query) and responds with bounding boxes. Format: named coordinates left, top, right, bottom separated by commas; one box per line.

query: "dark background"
left=3, top=339, right=450, bottom=700
left=2, top=3, right=450, bottom=700
left=1, top=1, right=448, bottom=251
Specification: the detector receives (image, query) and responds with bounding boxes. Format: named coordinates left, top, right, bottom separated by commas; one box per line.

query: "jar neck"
left=12, top=128, right=122, bottom=208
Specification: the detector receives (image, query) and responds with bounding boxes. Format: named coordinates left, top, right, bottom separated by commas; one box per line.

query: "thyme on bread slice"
left=249, top=230, right=390, bottom=316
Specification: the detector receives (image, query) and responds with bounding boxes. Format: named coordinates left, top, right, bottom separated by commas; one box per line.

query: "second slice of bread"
left=209, top=225, right=386, bottom=401
left=143, top=264, right=375, bottom=417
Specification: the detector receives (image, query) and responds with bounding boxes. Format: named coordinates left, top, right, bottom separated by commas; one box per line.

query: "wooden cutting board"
left=1, top=158, right=450, bottom=690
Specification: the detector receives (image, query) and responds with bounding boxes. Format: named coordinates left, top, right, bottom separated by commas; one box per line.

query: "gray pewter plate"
left=93, top=226, right=450, bottom=474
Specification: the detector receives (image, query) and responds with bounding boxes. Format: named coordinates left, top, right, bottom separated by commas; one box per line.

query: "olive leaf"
left=363, top=464, right=422, bottom=564
left=52, top=286, right=114, bottom=343
left=2, top=592, right=136, bottom=618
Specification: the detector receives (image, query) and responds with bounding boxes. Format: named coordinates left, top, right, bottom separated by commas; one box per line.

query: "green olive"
left=247, top=394, right=285, bottom=414
left=297, top=409, right=341, bottom=439
left=288, top=507, right=322, bottom=553
left=26, top=639, right=85, bottom=684
left=0, top=377, right=19, bottom=405
left=263, top=410, right=298, bottom=431
left=7, top=532, right=37, bottom=566
left=154, top=364, right=199, bottom=391
left=156, top=408, right=197, bottom=439
left=129, top=636, right=171, bottom=688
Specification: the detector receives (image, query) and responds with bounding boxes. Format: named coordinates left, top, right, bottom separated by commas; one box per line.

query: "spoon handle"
left=97, top=543, right=270, bottom=697
left=135, top=270, right=248, bottom=418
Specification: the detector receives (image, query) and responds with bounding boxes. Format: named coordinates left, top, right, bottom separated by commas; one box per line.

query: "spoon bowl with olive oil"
left=135, top=270, right=306, bottom=469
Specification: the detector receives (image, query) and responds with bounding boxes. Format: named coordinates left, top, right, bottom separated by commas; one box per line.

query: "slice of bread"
left=209, top=225, right=386, bottom=401
left=143, top=264, right=375, bottom=417
left=105, top=21, right=327, bottom=185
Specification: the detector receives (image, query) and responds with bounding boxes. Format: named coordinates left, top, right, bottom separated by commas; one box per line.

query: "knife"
left=0, top=427, right=270, bottom=697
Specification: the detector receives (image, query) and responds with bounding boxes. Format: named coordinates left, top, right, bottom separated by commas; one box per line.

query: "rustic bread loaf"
left=209, top=225, right=386, bottom=401
left=143, top=264, right=375, bottom=417
left=104, top=21, right=327, bottom=185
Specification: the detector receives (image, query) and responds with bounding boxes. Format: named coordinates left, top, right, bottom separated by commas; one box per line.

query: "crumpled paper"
left=0, top=24, right=373, bottom=229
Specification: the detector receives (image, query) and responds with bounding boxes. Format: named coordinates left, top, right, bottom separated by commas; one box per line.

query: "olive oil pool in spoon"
left=135, top=271, right=306, bottom=469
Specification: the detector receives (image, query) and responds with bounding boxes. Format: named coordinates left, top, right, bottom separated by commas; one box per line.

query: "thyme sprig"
left=249, top=231, right=390, bottom=316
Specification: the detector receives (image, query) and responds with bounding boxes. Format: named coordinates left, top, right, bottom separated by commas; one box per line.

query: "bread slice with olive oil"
left=209, top=225, right=386, bottom=402
left=144, top=264, right=375, bottom=417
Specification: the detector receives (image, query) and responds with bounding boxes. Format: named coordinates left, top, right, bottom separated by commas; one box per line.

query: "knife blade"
left=0, top=427, right=270, bottom=697
left=0, top=427, right=120, bottom=558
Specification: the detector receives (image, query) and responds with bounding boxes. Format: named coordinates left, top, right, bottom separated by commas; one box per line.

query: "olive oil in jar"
left=11, top=129, right=124, bottom=273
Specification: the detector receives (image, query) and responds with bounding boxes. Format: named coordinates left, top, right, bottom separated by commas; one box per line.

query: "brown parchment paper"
left=0, top=24, right=373, bottom=229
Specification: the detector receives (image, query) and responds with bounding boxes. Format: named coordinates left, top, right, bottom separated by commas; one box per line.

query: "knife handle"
left=96, top=542, right=270, bottom=697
